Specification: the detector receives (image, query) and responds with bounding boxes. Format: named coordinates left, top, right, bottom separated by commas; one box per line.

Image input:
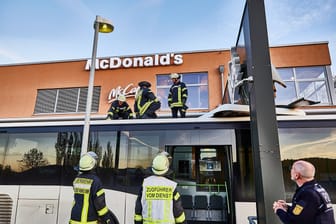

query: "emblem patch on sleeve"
left=293, top=204, right=303, bottom=215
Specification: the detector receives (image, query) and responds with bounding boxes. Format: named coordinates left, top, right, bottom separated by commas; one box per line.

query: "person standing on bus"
left=134, top=154, right=186, bottom=224
left=134, top=81, right=161, bottom=119
left=70, top=151, right=119, bottom=224
left=107, top=94, right=133, bottom=120
left=168, top=73, right=188, bottom=118
left=273, top=160, right=335, bottom=224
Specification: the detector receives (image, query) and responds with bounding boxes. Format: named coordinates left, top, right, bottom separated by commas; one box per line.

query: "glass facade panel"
left=276, top=66, right=331, bottom=105
left=295, top=66, right=325, bottom=79
left=278, top=68, right=294, bottom=80
left=297, top=81, right=328, bottom=103
left=275, top=82, right=297, bottom=105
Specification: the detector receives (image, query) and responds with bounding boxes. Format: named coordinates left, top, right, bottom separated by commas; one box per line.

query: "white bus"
left=0, top=111, right=336, bottom=224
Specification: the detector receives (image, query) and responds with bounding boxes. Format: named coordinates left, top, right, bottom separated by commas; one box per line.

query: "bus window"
left=279, top=127, right=336, bottom=202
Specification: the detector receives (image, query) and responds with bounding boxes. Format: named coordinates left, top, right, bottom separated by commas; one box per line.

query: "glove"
left=101, top=210, right=119, bottom=224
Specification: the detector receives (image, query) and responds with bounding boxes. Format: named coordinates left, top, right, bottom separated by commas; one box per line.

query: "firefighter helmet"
left=152, top=154, right=169, bottom=175
left=170, top=73, right=180, bottom=79
left=117, top=94, right=126, bottom=102
left=87, top=151, right=98, bottom=160
left=79, top=152, right=97, bottom=171
left=138, top=81, right=151, bottom=88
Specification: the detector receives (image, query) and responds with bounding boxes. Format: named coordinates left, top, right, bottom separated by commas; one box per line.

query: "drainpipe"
left=218, top=65, right=225, bottom=103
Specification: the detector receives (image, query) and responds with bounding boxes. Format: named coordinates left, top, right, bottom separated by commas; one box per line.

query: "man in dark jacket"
left=273, top=160, right=335, bottom=224
left=134, top=81, right=161, bottom=119
left=107, top=94, right=133, bottom=119
left=70, top=151, right=119, bottom=224
left=134, top=154, right=186, bottom=224
left=168, top=73, right=188, bottom=118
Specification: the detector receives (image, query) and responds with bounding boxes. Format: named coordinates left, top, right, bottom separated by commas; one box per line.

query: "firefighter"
left=134, top=81, right=161, bottom=119
left=107, top=94, right=133, bottom=119
left=70, top=151, right=119, bottom=224
left=134, top=154, right=186, bottom=224
left=168, top=73, right=188, bottom=118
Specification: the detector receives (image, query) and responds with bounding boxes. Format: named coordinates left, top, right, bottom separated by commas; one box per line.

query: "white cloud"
left=0, top=47, right=26, bottom=64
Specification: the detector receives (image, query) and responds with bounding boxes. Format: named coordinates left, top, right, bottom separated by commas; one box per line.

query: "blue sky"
left=0, top=0, right=335, bottom=74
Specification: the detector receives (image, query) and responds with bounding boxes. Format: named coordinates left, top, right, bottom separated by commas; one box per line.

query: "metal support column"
left=244, top=0, right=285, bottom=223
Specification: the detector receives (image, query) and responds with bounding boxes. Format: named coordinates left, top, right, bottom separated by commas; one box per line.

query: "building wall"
left=0, top=42, right=331, bottom=119
left=270, top=42, right=331, bottom=67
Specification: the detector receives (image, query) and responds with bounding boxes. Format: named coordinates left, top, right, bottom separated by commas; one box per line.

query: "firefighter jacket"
left=70, top=171, right=113, bottom=224
left=107, top=100, right=133, bottom=119
left=276, top=180, right=335, bottom=224
left=168, top=81, right=188, bottom=109
left=134, top=87, right=160, bottom=118
left=134, top=175, right=186, bottom=224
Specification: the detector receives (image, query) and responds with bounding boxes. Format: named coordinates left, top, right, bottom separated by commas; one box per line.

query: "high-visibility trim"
left=177, top=86, right=182, bottom=103
left=171, top=102, right=183, bottom=107
left=69, top=220, right=98, bottom=224
left=81, top=193, right=90, bottom=222
left=147, top=200, right=152, bottom=220
left=136, top=90, right=154, bottom=116
left=174, top=192, right=180, bottom=201
left=74, top=178, right=93, bottom=185
left=97, top=206, right=109, bottom=216
left=96, top=189, right=105, bottom=197
left=139, top=101, right=152, bottom=115
left=164, top=200, right=170, bottom=221
left=134, top=214, right=143, bottom=221
left=175, top=212, right=186, bottom=223
left=142, top=217, right=175, bottom=223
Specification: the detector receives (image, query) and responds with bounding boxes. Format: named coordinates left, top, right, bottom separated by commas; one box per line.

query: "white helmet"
left=152, top=154, right=169, bottom=175
left=117, top=94, right=126, bottom=102
left=79, top=152, right=97, bottom=171
left=170, top=73, right=180, bottom=79
left=87, top=151, right=98, bottom=160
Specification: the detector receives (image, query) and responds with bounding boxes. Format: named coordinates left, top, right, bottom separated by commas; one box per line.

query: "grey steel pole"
left=81, top=16, right=99, bottom=156
left=244, top=0, right=285, bottom=223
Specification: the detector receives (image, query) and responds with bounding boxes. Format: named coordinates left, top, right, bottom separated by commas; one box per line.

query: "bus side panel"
left=124, top=193, right=138, bottom=224
left=105, top=190, right=128, bottom=224
left=235, top=202, right=256, bottom=224
left=58, top=186, right=73, bottom=224
left=16, top=186, right=60, bottom=224
left=0, top=185, right=19, bottom=224
left=16, top=199, right=58, bottom=223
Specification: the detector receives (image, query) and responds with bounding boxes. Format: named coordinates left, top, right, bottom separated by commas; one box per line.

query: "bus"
left=0, top=110, right=336, bottom=224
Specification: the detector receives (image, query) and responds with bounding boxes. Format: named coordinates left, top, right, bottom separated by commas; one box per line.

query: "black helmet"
left=138, top=81, right=151, bottom=88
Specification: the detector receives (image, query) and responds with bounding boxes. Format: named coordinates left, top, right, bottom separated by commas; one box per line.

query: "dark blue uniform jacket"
left=276, top=180, right=335, bottom=224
